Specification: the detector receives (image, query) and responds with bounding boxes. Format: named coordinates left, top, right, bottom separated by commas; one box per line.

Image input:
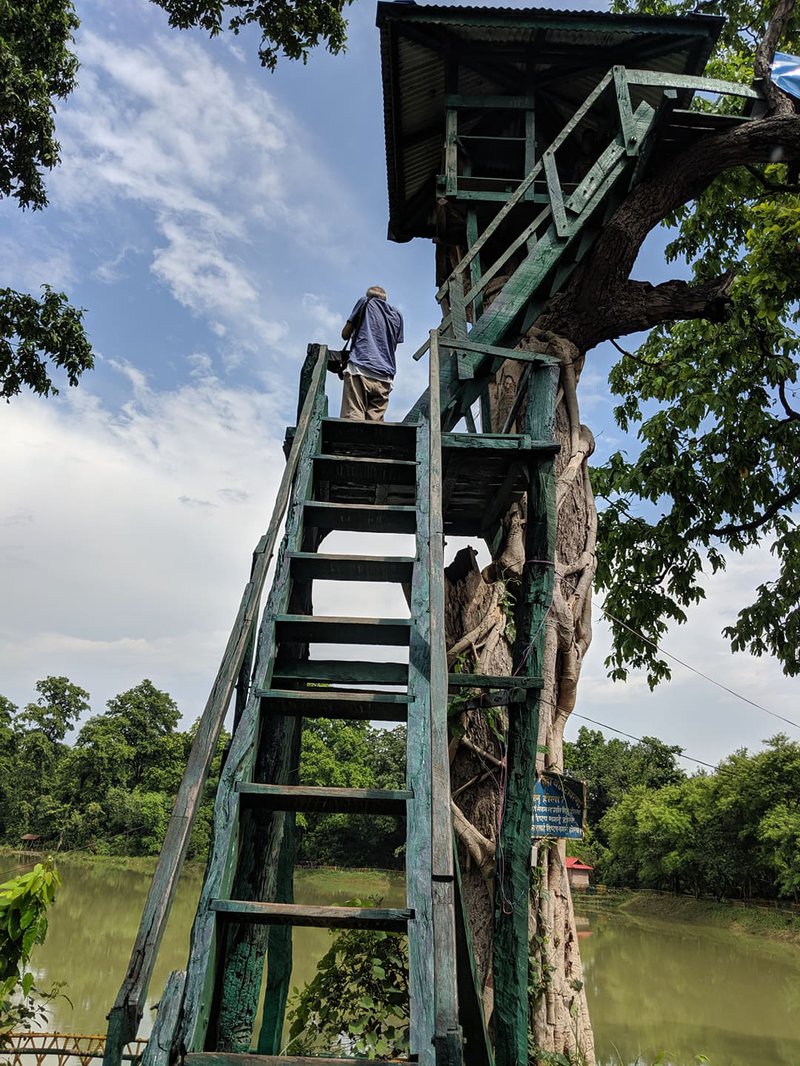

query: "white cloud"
left=0, top=374, right=290, bottom=722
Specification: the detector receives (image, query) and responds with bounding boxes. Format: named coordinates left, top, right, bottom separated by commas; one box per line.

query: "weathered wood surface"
left=428, top=331, right=464, bottom=1062
left=235, top=783, right=412, bottom=815
left=103, top=344, right=328, bottom=1066
left=406, top=417, right=436, bottom=1066
left=303, top=500, right=417, bottom=533
left=140, top=970, right=186, bottom=1066
left=211, top=900, right=412, bottom=930
left=259, top=687, right=411, bottom=721
left=185, top=1055, right=409, bottom=1066
left=288, top=551, right=415, bottom=583
left=493, top=363, right=559, bottom=1066
left=274, top=614, right=412, bottom=645
left=273, top=658, right=408, bottom=685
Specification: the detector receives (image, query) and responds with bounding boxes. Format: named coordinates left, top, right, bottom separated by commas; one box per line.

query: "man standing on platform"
left=340, top=285, right=404, bottom=422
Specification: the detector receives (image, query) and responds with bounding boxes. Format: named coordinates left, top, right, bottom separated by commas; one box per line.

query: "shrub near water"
left=285, top=897, right=409, bottom=1058
left=0, top=860, right=64, bottom=1052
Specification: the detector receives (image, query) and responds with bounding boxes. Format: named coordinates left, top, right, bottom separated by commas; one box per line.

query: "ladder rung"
left=304, top=501, right=417, bottom=534
left=274, top=659, right=408, bottom=686
left=186, top=1053, right=410, bottom=1066
left=236, top=783, right=411, bottom=814
left=321, top=417, right=417, bottom=459
left=443, top=432, right=559, bottom=454
left=448, top=673, right=544, bottom=689
left=289, top=552, right=415, bottom=583
left=259, top=688, right=410, bottom=722
left=276, top=615, right=411, bottom=645
left=211, top=899, right=412, bottom=930
left=314, top=454, right=417, bottom=485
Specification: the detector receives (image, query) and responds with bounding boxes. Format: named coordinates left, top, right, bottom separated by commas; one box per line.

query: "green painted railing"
left=103, top=343, right=329, bottom=1066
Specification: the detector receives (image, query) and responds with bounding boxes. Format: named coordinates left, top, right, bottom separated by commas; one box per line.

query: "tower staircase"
left=104, top=57, right=759, bottom=1066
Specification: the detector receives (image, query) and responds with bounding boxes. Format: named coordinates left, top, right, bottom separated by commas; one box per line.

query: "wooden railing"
left=414, top=64, right=761, bottom=365
left=103, top=344, right=329, bottom=1066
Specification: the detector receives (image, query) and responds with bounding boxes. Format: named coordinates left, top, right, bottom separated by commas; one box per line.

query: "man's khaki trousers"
left=340, top=372, right=391, bottom=421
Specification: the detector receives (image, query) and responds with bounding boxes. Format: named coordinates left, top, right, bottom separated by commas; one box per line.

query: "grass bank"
left=619, top=891, right=800, bottom=946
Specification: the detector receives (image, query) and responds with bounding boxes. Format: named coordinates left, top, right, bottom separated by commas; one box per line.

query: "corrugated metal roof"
left=378, top=2, right=724, bottom=241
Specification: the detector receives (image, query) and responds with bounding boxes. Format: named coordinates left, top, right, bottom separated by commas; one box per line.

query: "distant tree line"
left=565, top=727, right=800, bottom=902
left=0, top=677, right=406, bottom=869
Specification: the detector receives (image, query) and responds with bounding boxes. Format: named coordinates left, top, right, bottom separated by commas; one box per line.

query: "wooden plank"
left=211, top=900, right=411, bottom=931
left=273, top=658, right=408, bottom=686
left=613, top=65, right=638, bottom=156
left=275, top=614, right=411, bottom=645
left=313, top=454, right=417, bottom=486
left=445, top=107, right=459, bottom=197
left=428, top=332, right=463, bottom=1060
left=445, top=93, right=536, bottom=109
left=493, top=364, right=558, bottom=1066
left=259, top=687, right=411, bottom=723
left=236, top=783, right=412, bottom=815
left=321, top=417, right=417, bottom=457
left=448, top=673, right=543, bottom=690
left=625, top=67, right=761, bottom=98
left=439, top=336, right=558, bottom=366
left=186, top=1054, right=408, bottom=1066
left=454, top=858, right=495, bottom=1066
left=466, top=208, right=483, bottom=321
left=543, top=150, right=568, bottom=237
left=103, top=344, right=329, bottom=1066
left=303, top=500, right=417, bottom=534
left=289, top=552, right=414, bottom=583
left=406, top=419, right=436, bottom=1066
left=140, top=970, right=185, bottom=1066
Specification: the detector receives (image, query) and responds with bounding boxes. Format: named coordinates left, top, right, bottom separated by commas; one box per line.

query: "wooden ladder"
left=143, top=340, right=490, bottom=1066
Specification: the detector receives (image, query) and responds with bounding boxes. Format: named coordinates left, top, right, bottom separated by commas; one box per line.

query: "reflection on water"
left=578, top=906, right=800, bottom=1066
left=3, top=857, right=800, bottom=1063
left=0, top=857, right=405, bottom=1039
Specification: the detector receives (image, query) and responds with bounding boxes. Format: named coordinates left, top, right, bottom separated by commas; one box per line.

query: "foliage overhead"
left=0, top=0, right=79, bottom=210
left=150, top=0, right=352, bottom=70
left=594, top=0, right=800, bottom=685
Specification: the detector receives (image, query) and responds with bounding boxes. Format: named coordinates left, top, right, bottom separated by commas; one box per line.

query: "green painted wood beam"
left=211, top=900, right=411, bottom=931
left=235, top=783, right=412, bottom=815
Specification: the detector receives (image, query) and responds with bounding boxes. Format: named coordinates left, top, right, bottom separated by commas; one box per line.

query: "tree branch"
left=538, top=113, right=800, bottom=345
left=779, top=378, right=800, bottom=420
left=753, top=0, right=799, bottom=115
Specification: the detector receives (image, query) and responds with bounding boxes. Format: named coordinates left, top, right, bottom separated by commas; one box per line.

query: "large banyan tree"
left=378, top=0, right=800, bottom=1060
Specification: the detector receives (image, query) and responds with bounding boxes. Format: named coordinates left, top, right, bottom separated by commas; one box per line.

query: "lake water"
left=2, top=856, right=799, bottom=1064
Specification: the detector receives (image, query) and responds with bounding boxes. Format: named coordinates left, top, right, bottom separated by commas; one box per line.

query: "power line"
left=593, top=596, right=800, bottom=734
left=551, top=565, right=800, bottom=734
left=570, top=712, right=718, bottom=771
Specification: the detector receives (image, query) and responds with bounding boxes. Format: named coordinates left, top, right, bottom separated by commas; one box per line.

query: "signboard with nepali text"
left=531, top=773, right=586, bottom=839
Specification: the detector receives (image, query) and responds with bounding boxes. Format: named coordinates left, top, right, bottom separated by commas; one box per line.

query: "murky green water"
left=3, top=857, right=799, bottom=1063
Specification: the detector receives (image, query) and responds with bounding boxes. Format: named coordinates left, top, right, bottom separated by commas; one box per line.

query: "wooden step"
left=289, top=552, right=415, bottom=584
left=275, top=614, right=411, bottom=645
left=236, top=783, right=411, bottom=814
left=273, top=658, right=408, bottom=686
left=321, top=417, right=417, bottom=460
left=288, top=550, right=413, bottom=584
left=449, top=673, right=544, bottom=690
left=313, top=453, right=417, bottom=485
left=211, top=899, right=411, bottom=931
left=304, top=500, right=416, bottom=534
left=442, top=431, right=559, bottom=455
left=186, top=1052, right=410, bottom=1066
left=259, top=688, right=410, bottom=722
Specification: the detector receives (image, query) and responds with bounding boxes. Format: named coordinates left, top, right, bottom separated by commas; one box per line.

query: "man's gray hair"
left=366, top=285, right=387, bottom=300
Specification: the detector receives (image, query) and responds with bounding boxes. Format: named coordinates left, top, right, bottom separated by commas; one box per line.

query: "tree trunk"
left=446, top=329, right=597, bottom=1063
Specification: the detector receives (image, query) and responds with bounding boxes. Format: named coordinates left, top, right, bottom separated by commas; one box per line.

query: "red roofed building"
left=566, top=856, right=593, bottom=891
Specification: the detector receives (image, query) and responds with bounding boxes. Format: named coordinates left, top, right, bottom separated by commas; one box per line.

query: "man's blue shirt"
left=348, top=296, right=404, bottom=379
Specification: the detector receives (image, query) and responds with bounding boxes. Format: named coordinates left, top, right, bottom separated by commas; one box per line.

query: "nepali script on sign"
left=531, top=773, right=587, bottom=840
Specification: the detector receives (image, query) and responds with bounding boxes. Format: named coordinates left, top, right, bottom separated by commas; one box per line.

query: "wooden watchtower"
left=104, top=6, right=756, bottom=1066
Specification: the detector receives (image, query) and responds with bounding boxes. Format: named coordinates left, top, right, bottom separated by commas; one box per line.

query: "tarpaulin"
left=771, top=52, right=800, bottom=100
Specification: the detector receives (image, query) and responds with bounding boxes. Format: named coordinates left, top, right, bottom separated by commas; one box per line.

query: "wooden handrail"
left=103, top=343, right=329, bottom=1066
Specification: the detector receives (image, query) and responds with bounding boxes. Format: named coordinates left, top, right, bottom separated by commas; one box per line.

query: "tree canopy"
left=589, top=0, right=800, bottom=685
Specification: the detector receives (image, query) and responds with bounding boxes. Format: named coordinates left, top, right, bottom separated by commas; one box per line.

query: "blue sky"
left=1, top=0, right=797, bottom=767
